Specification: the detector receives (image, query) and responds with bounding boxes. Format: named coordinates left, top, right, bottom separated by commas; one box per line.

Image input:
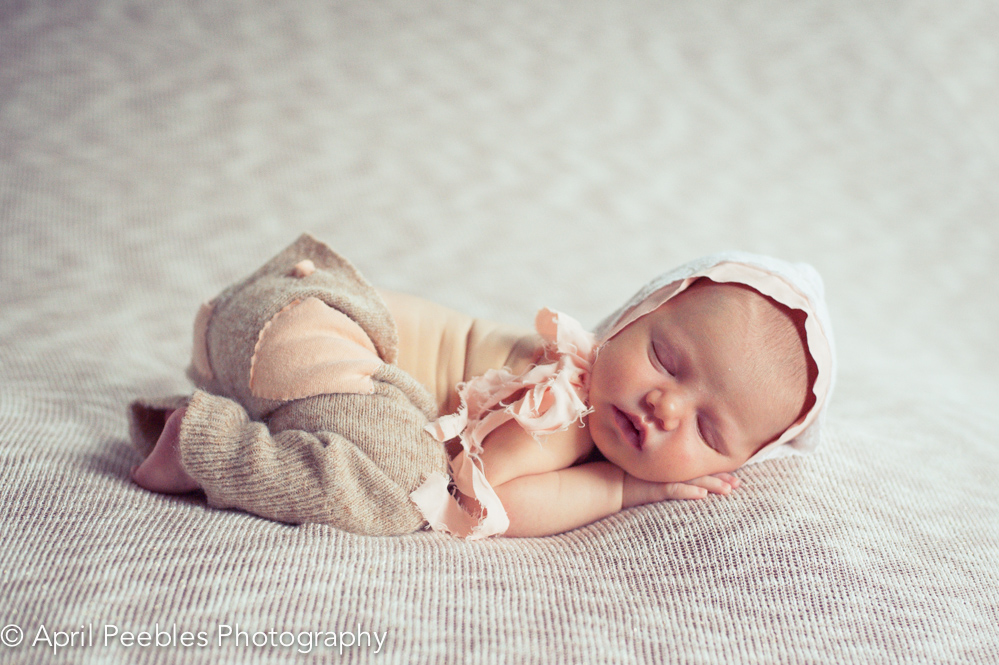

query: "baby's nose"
left=645, top=388, right=685, bottom=431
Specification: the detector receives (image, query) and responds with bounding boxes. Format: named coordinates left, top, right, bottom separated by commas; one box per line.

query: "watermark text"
left=0, top=622, right=386, bottom=656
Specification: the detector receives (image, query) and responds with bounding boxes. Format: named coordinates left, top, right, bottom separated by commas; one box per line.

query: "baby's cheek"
left=587, top=408, right=614, bottom=451
left=650, top=446, right=704, bottom=483
left=592, top=365, right=628, bottom=400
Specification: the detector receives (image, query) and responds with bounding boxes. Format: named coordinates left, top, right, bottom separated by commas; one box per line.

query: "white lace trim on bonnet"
left=593, top=251, right=836, bottom=464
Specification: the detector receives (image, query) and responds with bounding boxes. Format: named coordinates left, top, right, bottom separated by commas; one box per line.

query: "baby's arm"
left=474, top=419, right=592, bottom=487
left=477, top=418, right=740, bottom=537
left=494, top=463, right=739, bottom=537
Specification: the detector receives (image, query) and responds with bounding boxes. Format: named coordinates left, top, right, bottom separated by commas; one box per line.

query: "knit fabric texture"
left=3, top=1, right=998, bottom=663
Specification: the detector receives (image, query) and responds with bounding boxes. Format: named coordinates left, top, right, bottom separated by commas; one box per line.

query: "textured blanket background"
left=2, top=1, right=997, bottom=663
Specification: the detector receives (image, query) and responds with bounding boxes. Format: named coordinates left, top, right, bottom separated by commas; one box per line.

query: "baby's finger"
left=661, top=483, right=709, bottom=501
left=656, top=483, right=708, bottom=501
left=674, top=484, right=709, bottom=500
left=711, top=472, right=741, bottom=490
left=685, top=475, right=734, bottom=495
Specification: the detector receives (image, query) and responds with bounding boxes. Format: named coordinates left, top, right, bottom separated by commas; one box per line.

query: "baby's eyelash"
left=696, top=416, right=716, bottom=451
left=651, top=341, right=674, bottom=376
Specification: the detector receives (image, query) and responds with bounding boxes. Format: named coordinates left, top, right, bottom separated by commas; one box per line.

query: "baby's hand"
left=622, top=472, right=740, bottom=509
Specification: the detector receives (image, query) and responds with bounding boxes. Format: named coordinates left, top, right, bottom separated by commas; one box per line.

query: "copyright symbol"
left=1, top=624, right=23, bottom=647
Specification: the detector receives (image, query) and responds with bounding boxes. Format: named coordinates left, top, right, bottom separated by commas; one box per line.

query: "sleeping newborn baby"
left=129, top=233, right=835, bottom=538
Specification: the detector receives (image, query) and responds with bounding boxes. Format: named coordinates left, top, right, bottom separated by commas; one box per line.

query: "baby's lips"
left=614, top=407, right=645, bottom=450
left=623, top=409, right=648, bottom=449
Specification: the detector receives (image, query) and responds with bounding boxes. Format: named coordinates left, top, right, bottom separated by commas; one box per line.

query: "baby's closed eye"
left=650, top=341, right=676, bottom=376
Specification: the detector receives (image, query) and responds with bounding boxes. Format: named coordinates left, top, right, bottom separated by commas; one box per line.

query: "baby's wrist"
left=621, top=472, right=645, bottom=509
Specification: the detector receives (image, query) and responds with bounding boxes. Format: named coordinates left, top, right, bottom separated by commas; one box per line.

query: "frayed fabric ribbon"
left=411, top=308, right=597, bottom=539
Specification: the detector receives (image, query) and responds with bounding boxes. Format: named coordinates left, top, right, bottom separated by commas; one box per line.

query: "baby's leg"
left=169, top=388, right=443, bottom=535
left=131, top=407, right=200, bottom=494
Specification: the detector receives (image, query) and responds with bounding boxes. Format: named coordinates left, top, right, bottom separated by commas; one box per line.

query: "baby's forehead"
left=660, top=281, right=804, bottom=356
left=667, top=279, right=769, bottom=319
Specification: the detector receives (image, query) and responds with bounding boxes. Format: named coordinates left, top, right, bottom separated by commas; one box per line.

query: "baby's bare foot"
left=131, top=407, right=200, bottom=494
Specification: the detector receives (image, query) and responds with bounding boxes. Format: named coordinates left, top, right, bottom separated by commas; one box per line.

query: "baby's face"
left=587, top=281, right=805, bottom=483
